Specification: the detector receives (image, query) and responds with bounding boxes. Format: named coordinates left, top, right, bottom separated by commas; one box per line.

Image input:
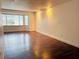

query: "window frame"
left=2, top=14, right=29, bottom=26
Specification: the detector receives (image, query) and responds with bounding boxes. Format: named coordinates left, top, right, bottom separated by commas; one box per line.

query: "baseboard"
left=4, top=31, right=35, bottom=34
left=4, top=31, right=29, bottom=33
left=37, top=30, right=79, bottom=48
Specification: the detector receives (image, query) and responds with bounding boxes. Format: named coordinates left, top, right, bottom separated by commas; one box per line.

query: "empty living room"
left=0, top=0, right=79, bottom=59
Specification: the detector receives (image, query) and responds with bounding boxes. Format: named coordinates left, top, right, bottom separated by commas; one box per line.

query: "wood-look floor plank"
left=4, top=32, right=79, bottom=59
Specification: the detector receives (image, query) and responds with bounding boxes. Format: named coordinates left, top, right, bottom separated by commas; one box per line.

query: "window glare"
left=6, top=15, right=20, bottom=25
left=2, top=14, right=29, bottom=26
left=19, top=16, right=23, bottom=25
left=2, top=14, right=6, bottom=25
left=25, top=16, right=29, bottom=25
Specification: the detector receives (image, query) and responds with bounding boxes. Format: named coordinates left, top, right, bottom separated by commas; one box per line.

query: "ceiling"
left=1, top=0, right=71, bottom=11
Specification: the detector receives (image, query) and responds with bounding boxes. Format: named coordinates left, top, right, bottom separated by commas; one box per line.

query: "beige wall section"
left=29, top=12, right=36, bottom=31
left=36, top=0, right=79, bottom=48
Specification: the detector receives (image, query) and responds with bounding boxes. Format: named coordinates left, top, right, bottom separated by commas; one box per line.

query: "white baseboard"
left=37, top=30, right=79, bottom=48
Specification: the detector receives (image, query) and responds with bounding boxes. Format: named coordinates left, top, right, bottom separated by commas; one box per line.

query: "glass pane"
left=2, top=14, right=24, bottom=26
left=19, top=16, right=23, bottom=25
left=24, top=16, right=29, bottom=25
left=6, top=15, right=19, bottom=26
left=2, top=14, right=6, bottom=25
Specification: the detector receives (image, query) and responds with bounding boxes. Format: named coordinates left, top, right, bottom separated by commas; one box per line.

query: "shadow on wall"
left=50, top=0, right=73, bottom=7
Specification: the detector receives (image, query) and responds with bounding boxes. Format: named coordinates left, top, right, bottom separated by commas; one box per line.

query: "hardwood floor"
left=4, top=32, right=79, bottom=59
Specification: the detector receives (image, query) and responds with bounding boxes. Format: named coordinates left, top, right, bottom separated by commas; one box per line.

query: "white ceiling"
left=1, top=0, right=71, bottom=11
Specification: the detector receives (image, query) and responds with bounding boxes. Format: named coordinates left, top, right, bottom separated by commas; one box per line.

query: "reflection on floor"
left=4, top=32, right=79, bottom=59
left=4, top=32, right=35, bottom=59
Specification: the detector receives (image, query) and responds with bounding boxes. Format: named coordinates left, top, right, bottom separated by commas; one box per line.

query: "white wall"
left=0, top=16, right=3, bottom=59
left=36, top=0, right=79, bottom=48
left=0, top=1, right=4, bottom=59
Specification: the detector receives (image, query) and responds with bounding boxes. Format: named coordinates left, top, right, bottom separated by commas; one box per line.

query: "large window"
left=2, top=14, right=29, bottom=26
